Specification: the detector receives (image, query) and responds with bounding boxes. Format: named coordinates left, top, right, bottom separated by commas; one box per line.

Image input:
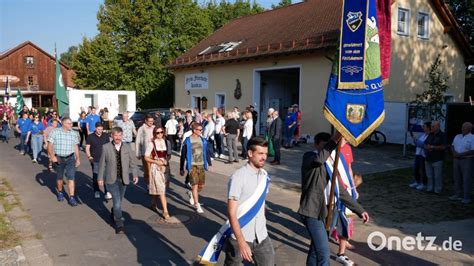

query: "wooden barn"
left=0, top=41, right=75, bottom=109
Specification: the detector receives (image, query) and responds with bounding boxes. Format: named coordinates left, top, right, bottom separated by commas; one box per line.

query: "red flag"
left=376, top=0, right=392, bottom=84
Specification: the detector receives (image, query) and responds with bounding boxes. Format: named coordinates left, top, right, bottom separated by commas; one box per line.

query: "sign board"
left=185, top=73, right=208, bottom=90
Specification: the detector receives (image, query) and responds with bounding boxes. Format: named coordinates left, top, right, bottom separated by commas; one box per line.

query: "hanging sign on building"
left=185, top=73, right=208, bottom=90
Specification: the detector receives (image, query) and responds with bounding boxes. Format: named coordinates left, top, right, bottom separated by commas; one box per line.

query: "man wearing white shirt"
left=241, top=111, right=253, bottom=159
left=214, top=112, right=226, bottom=158
left=450, top=122, right=474, bottom=204
left=203, top=114, right=215, bottom=159
left=165, top=115, right=179, bottom=151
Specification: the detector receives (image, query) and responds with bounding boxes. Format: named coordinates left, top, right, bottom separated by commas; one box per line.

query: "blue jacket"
left=180, top=136, right=212, bottom=171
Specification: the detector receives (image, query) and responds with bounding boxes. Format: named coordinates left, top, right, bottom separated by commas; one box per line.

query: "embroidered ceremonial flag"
left=198, top=172, right=271, bottom=264
left=337, top=0, right=369, bottom=89
left=323, top=0, right=390, bottom=146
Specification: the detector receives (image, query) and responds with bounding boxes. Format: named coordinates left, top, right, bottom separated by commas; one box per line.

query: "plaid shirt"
left=115, top=120, right=135, bottom=143
left=48, top=128, right=79, bottom=156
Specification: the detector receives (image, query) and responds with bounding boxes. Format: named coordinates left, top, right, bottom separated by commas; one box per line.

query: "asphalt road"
left=0, top=139, right=472, bottom=265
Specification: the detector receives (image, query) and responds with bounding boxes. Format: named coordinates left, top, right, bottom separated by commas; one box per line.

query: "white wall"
left=7, top=97, right=32, bottom=109
left=377, top=102, right=408, bottom=144
left=67, top=89, right=136, bottom=122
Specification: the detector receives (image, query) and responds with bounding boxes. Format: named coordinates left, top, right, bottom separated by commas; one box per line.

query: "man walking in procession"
left=180, top=122, right=212, bottom=214
left=47, top=117, right=81, bottom=206
left=98, top=127, right=138, bottom=234
left=224, top=136, right=274, bottom=265
left=86, top=122, right=112, bottom=199
left=299, top=132, right=369, bottom=266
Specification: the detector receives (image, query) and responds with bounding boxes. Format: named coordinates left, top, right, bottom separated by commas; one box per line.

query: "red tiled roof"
left=167, top=0, right=472, bottom=69
left=167, top=0, right=342, bottom=69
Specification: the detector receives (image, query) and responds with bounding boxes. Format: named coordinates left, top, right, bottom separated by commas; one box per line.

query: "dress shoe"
left=115, top=226, right=125, bottom=234
left=270, top=161, right=280, bottom=165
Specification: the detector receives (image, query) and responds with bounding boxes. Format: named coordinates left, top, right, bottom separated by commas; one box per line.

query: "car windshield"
left=131, top=112, right=146, bottom=120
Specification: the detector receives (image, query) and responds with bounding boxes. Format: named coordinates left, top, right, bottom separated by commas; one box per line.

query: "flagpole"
left=325, top=139, right=342, bottom=233
left=54, top=43, right=58, bottom=113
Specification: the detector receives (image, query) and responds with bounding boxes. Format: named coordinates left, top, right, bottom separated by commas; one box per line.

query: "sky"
left=0, top=0, right=302, bottom=56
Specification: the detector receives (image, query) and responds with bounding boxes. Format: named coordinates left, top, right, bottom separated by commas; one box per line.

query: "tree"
left=271, top=0, right=292, bottom=9
left=72, top=0, right=267, bottom=107
left=72, top=35, right=122, bottom=90
left=73, top=0, right=213, bottom=106
left=445, top=0, right=473, bottom=48
left=204, top=0, right=264, bottom=31
left=413, top=54, right=450, bottom=121
left=60, top=45, right=78, bottom=67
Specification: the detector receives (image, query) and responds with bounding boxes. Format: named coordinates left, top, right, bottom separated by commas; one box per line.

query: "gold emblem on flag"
left=346, top=104, right=365, bottom=124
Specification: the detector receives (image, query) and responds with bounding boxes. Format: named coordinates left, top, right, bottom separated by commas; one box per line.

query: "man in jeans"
left=424, top=121, right=447, bottom=194
left=98, top=127, right=138, bottom=234
left=47, top=117, right=81, bottom=206
left=299, top=132, right=369, bottom=266
left=86, top=122, right=111, bottom=199
left=225, top=137, right=274, bottom=265
left=223, top=113, right=240, bottom=164
left=450, top=122, right=474, bottom=204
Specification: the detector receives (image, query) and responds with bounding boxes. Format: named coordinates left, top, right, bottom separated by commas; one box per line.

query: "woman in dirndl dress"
left=144, top=126, right=171, bottom=219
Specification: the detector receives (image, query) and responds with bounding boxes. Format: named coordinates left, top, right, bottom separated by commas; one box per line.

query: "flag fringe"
left=323, top=107, right=385, bottom=147
left=196, top=256, right=216, bottom=265
left=336, top=82, right=368, bottom=89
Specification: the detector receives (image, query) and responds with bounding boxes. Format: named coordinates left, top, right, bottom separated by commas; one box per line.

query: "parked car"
left=130, top=108, right=170, bottom=129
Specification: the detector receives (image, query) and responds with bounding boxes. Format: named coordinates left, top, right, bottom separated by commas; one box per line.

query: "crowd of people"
left=408, top=120, right=473, bottom=204
left=1, top=101, right=471, bottom=265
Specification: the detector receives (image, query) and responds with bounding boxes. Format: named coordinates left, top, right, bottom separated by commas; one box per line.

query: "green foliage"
left=71, top=0, right=266, bottom=107
left=413, top=54, right=450, bottom=121
left=271, top=0, right=292, bottom=9
left=446, top=0, right=473, bottom=49
left=59, top=45, right=78, bottom=67
left=203, top=0, right=265, bottom=31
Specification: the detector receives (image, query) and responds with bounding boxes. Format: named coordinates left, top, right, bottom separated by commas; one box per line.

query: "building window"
left=417, top=12, right=429, bottom=39
left=215, top=93, right=226, bottom=109
left=42, top=95, right=53, bottom=107
left=27, top=75, right=35, bottom=86
left=24, top=56, right=35, bottom=68
left=397, top=7, right=410, bottom=36
left=32, top=95, right=40, bottom=107
left=198, top=41, right=242, bottom=55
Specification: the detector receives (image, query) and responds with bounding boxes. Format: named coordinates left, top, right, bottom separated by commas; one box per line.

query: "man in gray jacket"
left=98, top=127, right=138, bottom=234
left=299, top=131, right=369, bottom=266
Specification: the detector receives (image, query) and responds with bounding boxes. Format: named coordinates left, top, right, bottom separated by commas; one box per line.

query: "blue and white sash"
left=324, top=151, right=356, bottom=230
left=198, top=171, right=271, bottom=264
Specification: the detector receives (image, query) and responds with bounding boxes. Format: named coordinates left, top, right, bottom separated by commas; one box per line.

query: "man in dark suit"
left=269, top=111, right=282, bottom=165
left=249, top=105, right=258, bottom=138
